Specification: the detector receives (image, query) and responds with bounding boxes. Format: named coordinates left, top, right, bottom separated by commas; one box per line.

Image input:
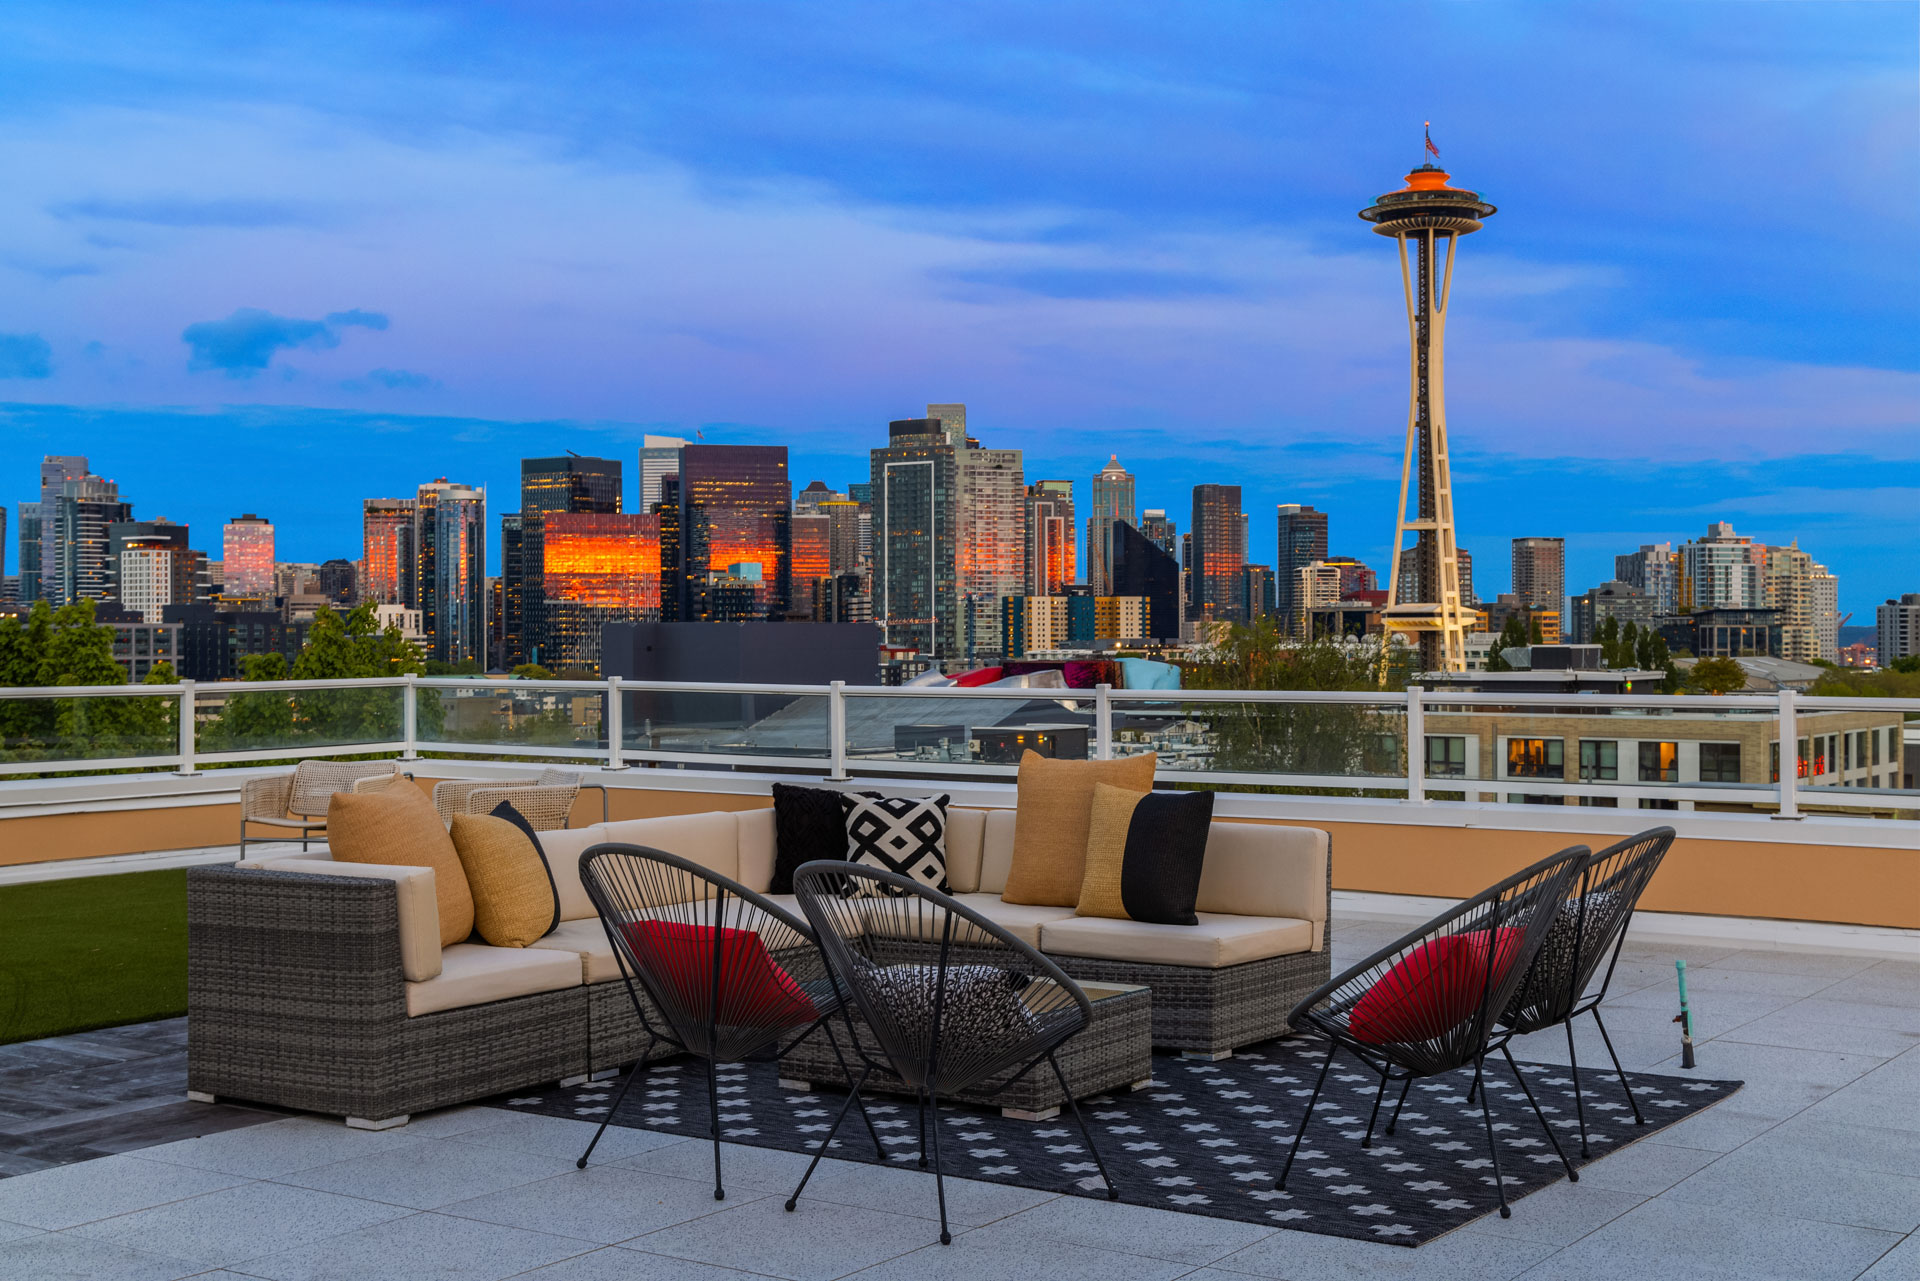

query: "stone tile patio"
left=0, top=914, right=1914, bottom=1279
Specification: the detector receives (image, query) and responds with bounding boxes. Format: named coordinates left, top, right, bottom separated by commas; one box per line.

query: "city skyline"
left=0, top=4, right=1911, bottom=616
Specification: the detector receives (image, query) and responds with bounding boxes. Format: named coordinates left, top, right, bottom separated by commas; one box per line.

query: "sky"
left=0, top=1, right=1914, bottom=618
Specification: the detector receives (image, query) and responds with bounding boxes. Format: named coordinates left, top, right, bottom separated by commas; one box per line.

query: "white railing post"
left=401, top=674, right=419, bottom=760
left=1405, top=684, right=1426, bottom=803
left=1774, top=687, right=1800, bottom=819
left=828, top=681, right=849, bottom=780
left=606, top=675, right=628, bottom=770
left=175, top=680, right=196, bottom=775
left=1095, top=683, right=1114, bottom=760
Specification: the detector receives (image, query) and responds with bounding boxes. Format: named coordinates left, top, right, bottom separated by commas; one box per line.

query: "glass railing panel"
left=413, top=682, right=605, bottom=758
left=195, top=682, right=405, bottom=755
left=0, top=691, right=178, bottom=771
left=839, top=689, right=1095, bottom=770
left=1111, top=693, right=1407, bottom=790
left=621, top=687, right=832, bottom=761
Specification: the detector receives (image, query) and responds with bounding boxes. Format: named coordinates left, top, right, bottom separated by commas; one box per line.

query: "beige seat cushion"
left=450, top=813, right=560, bottom=948
left=1041, top=912, right=1314, bottom=968
left=406, top=942, right=581, bottom=1017
left=254, top=858, right=443, bottom=982
left=535, top=823, right=608, bottom=921
left=1001, top=752, right=1157, bottom=907
left=951, top=893, right=1078, bottom=949
left=526, top=916, right=622, bottom=984
left=329, top=786, right=474, bottom=947
left=1194, top=822, right=1331, bottom=951
left=736, top=808, right=776, bottom=894
left=943, top=808, right=987, bottom=894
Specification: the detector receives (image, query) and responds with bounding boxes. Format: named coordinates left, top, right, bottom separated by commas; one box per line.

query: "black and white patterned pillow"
left=839, top=793, right=949, bottom=897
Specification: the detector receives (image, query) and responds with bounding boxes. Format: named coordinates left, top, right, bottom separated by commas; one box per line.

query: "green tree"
left=291, top=605, right=427, bottom=745
left=1485, top=614, right=1528, bottom=672
left=202, top=652, right=297, bottom=750
left=1689, top=656, right=1747, bottom=695
left=1892, top=655, right=1920, bottom=675
left=1528, top=615, right=1545, bottom=645
left=510, top=663, right=553, bottom=680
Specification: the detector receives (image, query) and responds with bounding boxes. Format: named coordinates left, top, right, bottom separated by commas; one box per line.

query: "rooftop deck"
left=0, top=904, right=1914, bottom=1281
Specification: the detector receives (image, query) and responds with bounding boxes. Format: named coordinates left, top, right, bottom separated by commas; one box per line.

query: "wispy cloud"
left=0, top=334, right=53, bottom=379
left=180, top=307, right=390, bottom=377
left=343, top=367, right=439, bottom=392
left=51, top=197, right=332, bottom=229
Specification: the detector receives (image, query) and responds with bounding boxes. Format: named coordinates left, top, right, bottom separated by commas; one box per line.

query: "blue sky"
left=0, top=2, right=1914, bottom=615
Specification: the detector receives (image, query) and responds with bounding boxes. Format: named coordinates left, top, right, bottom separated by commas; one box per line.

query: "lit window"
left=1506, top=738, right=1562, bottom=778
left=1638, top=741, right=1678, bottom=783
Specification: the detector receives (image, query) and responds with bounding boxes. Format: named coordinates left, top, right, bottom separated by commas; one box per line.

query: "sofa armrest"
left=241, top=773, right=294, bottom=820
left=256, top=859, right=443, bottom=980
left=1195, top=823, right=1331, bottom=949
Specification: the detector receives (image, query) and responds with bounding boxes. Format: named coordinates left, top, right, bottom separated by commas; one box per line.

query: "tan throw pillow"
left=1078, top=782, right=1214, bottom=925
left=1001, top=751, right=1157, bottom=907
left=449, top=813, right=560, bottom=948
left=329, top=785, right=474, bottom=947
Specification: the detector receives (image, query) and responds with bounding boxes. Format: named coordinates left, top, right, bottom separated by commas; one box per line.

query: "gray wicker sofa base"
left=186, top=866, right=668, bottom=1128
left=1048, top=949, right=1330, bottom=1059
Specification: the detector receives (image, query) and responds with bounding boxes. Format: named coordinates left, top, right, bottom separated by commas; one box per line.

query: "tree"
left=291, top=604, right=427, bottom=744
left=1893, top=655, right=1920, bottom=675
left=1485, top=613, right=1529, bottom=672
left=1528, top=615, right=1545, bottom=645
left=510, top=663, right=553, bottom=681
left=203, top=652, right=298, bottom=749
left=1689, top=656, right=1747, bottom=695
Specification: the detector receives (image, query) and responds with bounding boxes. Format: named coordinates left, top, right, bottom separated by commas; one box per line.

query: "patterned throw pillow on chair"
left=839, top=793, right=950, bottom=896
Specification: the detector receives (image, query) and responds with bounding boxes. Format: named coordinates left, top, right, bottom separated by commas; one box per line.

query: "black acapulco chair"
left=1479, top=826, right=1678, bottom=1158
left=784, top=860, right=1120, bottom=1246
left=573, top=843, right=881, bottom=1199
left=1278, top=846, right=1589, bottom=1219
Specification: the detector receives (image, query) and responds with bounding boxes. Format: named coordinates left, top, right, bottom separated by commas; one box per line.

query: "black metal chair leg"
left=1466, top=1055, right=1484, bottom=1104
left=1048, top=1051, right=1119, bottom=1201
left=1473, top=1053, right=1512, bottom=1218
left=1591, top=1006, right=1645, bottom=1125
left=1278, top=1037, right=1337, bottom=1188
left=820, top=1018, right=884, bottom=1159
left=786, top=1065, right=872, bottom=1211
left=1565, top=1018, right=1592, bottom=1158
left=1385, top=1076, right=1414, bottom=1136
left=706, top=1057, right=724, bottom=1200
left=1362, top=1069, right=1391, bottom=1149
left=926, top=1088, right=952, bottom=1245
left=577, top=1035, right=654, bottom=1168
left=916, top=1096, right=928, bottom=1169
left=1501, top=1045, right=1578, bottom=1182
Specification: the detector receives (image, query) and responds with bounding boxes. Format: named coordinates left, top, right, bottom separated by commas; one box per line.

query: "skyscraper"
left=1878, top=594, right=1920, bottom=665
left=16, top=503, right=39, bottom=604
left=413, top=480, right=486, bottom=664
left=517, top=455, right=622, bottom=662
left=541, top=511, right=660, bottom=669
left=1455, top=547, right=1475, bottom=610
left=1189, top=484, right=1245, bottom=623
left=955, top=433, right=1025, bottom=631
left=1763, top=542, right=1840, bottom=664
left=819, top=499, right=865, bottom=578
left=1511, top=536, right=1565, bottom=618
left=1274, top=504, right=1329, bottom=636
left=1024, top=481, right=1075, bottom=597
left=223, top=515, right=276, bottom=598
left=671, top=444, right=791, bottom=620
left=522, top=455, right=622, bottom=516
left=1616, top=543, right=1679, bottom=615
left=1362, top=151, right=1495, bottom=671
left=638, top=435, right=689, bottom=515
left=1242, top=564, right=1276, bottom=621
left=1139, top=509, right=1176, bottom=557
left=362, top=498, right=416, bottom=606
left=34, top=456, right=89, bottom=604
left=50, top=473, right=132, bottom=606
left=871, top=418, right=959, bottom=656
left=1110, top=520, right=1181, bottom=641
left=791, top=512, right=831, bottom=617
left=1085, top=456, right=1136, bottom=595
left=499, top=513, right=527, bottom=666
left=1680, top=522, right=1766, bottom=611
left=107, top=519, right=202, bottom=621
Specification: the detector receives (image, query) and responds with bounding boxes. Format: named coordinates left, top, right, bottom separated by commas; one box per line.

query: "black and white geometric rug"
left=490, top=1036, right=1740, bottom=1246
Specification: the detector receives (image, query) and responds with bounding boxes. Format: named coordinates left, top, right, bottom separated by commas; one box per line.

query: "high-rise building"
left=670, top=444, right=792, bottom=621
left=791, top=512, right=831, bottom=618
left=1569, top=581, right=1660, bottom=644
left=107, top=520, right=203, bottom=621
left=819, top=499, right=865, bottom=578
left=0, top=505, right=7, bottom=590
left=522, top=455, right=622, bottom=517
left=1362, top=157, right=1494, bottom=671
left=1324, top=556, right=1377, bottom=599
left=1296, top=562, right=1346, bottom=636
left=15, top=502, right=40, bottom=604
left=1024, top=481, right=1075, bottom=597
left=1242, top=564, right=1275, bottom=621
left=1680, top=522, right=1767, bottom=611
left=34, top=456, right=89, bottom=603
left=516, top=455, right=622, bottom=663
left=361, top=498, right=415, bottom=606
left=1139, top=510, right=1175, bottom=557
left=1511, top=536, right=1565, bottom=617
left=955, top=429, right=1025, bottom=632
left=871, top=419, right=959, bottom=656
left=1878, top=594, right=1920, bottom=665
left=1086, top=456, right=1136, bottom=595
left=1456, top=547, right=1476, bottom=610
left=1189, top=484, right=1245, bottom=623
left=318, top=559, right=357, bottom=606
left=1110, top=520, right=1180, bottom=641
left=499, top=513, right=527, bottom=666
left=793, top=480, right=838, bottom=515
left=541, top=511, right=661, bottom=670
left=1273, top=504, right=1328, bottom=636
left=50, top=473, right=133, bottom=606
left=1763, top=542, right=1839, bottom=664
left=413, top=480, right=486, bottom=664
left=638, top=436, right=690, bottom=516
left=1615, top=543, right=1679, bottom=615
left=220, top=515, right=275, bottom=599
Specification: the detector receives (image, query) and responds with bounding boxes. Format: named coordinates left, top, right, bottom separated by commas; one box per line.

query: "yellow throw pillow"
left=329, top=785, right=475, bottom=947
left=1000, top=751, right=1158, bottom=907
left=449, top=812, right=561, bottom=948
left=1078, top=782, right=1214, bottom=925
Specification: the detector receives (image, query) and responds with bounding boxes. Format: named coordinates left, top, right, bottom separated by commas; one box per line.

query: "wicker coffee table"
left=778, top=980, right=1153, bottom=1121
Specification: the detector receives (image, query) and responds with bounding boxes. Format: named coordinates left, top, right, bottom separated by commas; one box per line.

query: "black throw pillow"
left=489, top=799, right=562, bottom=938
left=1079, top=785, right=1215, bottom=925
left=771, top=783, right=878, bottom=894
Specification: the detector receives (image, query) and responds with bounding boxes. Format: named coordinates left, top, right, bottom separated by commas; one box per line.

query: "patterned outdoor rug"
left=490, top=1036, right=1741, bottom=1246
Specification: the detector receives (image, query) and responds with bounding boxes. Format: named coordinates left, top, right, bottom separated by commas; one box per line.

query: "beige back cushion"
left=261, top=859, right=444, bottom=981
left=1194, top=821, right=1331, bottom=949
left=600, top=812, right=742, bottom=897
left=944, top=807, right=987, bottom=894
left=977, top=809, right=1018, bottom=895
left=736, top=808, right=776, bottom=894
left=535, top=823, right=608, bottom=921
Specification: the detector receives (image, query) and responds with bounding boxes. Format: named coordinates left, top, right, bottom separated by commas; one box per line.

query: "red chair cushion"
left=1349, top=928, right=1524, bottom=1045
left=951, top=666, right=1005, bottom=687
left=621, top=920, right=817, bottom=1030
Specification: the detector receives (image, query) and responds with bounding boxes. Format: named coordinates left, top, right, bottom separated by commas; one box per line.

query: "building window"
left=1812, top=736, right=1830, bottom=778
left=1797, top=737, right=1811, bottom=779
left=1506, top=738, right=1563, bottom=778
left=1578, top=740, right=1618, bottom=782
left=1640, top=798, right=1680, bottom=810
left=1770, top=741, right=1780, bottom=783
left=1577, top=796, right=1619, bottom=808
left=1872, top=729, right=1881, bottom=766
left=1638, top=741, right=1678, bottom=784
left=1426, top=735, right=1467, bottom=778
left=1699, top=742, right=1742, bottom=783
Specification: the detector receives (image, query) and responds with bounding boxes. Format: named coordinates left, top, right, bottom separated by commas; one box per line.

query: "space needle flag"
left=1424, top=121, right=1440, bottom=160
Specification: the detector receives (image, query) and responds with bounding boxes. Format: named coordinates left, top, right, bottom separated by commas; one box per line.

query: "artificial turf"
left=0, top=868, right=188, bottom=1045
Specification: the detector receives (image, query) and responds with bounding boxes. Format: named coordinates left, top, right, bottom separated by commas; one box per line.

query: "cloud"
left=934, top=264, right=1241, bottom=301
left=343, top=367, right=440, bottom=391
left=0, top=333, right=53, bottom=379
left=51, top=197, right=329, bottom=228
left=181, top=307, right=388, bottom=377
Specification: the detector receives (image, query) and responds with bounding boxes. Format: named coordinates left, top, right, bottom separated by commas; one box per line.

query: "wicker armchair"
left=431, top=769, right=606, bottom=830
left=239, top=760, right=408, bottom=854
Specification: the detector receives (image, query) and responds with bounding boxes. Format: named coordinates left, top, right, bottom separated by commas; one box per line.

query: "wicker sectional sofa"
left=187, top=801, right=1331, bottom=1127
